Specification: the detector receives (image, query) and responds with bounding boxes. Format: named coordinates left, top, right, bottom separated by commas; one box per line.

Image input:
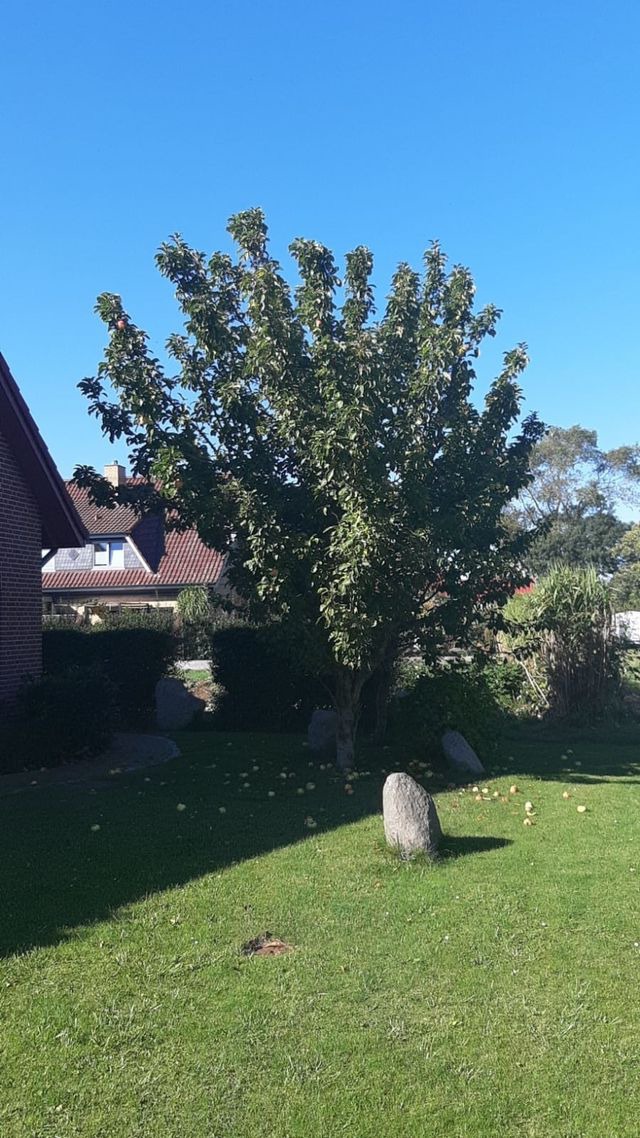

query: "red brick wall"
left=0, top=426, right=42, bottom=704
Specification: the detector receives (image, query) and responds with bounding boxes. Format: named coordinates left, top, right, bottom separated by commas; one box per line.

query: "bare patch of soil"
left=241, top=933, right=293, bottom=957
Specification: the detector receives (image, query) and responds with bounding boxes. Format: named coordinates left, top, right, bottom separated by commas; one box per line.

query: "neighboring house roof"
left=0, top=353, right=87, bottom=548
left=64, top=479, right=149, bottom=535
left=43, top=483, right=226, bottom=593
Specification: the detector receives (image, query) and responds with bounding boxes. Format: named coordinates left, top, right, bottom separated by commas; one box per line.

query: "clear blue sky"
left=1, top=0, right=639, bottom=486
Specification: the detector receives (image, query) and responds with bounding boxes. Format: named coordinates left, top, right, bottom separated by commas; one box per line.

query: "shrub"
left=389, top=659, right=503, bottom=761
left=174, top=591, right=242, bottom=660
left=176, top=586, right=212, bottom=623
left=0, top=665, right=117, bottom=773
left=482, top=657, right=528, bottom=715
left=98, top=607, right=175, bottom=633
left=210, top=624, right=326, bottom=731
left=43, top=625, right=176, bottom=725
left=504, top=565, right=621, bottom=719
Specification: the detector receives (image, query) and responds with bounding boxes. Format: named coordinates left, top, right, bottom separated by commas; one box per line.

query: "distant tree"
left=76, top=208, right=543, bottom=768
left=516, top=425, right=640, bottom=525
left=512, top=425, right=639, bottom=575
left=528, top=509, right=628, bottom=576
left=609, top=525, right=640, bottom=610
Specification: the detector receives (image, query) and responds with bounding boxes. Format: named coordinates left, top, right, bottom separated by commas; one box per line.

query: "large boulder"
left=155, top=677, right=205, bottom=731
left=308, top=709, right=337, bottom=755
left=442, top=729, right=485, bottom=775
left=383, top=772, right=442, bottom=858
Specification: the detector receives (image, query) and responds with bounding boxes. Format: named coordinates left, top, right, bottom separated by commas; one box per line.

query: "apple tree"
left=77, top=209, right=543, bottom=767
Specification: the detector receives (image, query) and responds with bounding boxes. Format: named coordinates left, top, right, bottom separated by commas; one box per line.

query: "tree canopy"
left=610, top=525, right=640, bottom=610
left=512, top=424, right=640, bottom=576
left=527, top=509, right=628, bottom=576
left=516, top=424, right=640, bottom=525
left=76, top=208, right=543, bottom=766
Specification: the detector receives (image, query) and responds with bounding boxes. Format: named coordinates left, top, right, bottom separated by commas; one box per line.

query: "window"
left=93, top=541, right=125, bottom=569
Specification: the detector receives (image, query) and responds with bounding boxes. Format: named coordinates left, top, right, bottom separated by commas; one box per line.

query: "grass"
left=177, top=667, right=211, bottom=683
left=1, top=724, right=640, bottom=1136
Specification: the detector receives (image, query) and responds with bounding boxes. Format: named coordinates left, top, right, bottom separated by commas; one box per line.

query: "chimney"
left=104, top=461, right=126, bottom=487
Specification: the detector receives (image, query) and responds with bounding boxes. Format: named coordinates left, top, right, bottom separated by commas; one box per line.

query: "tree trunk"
left=372, top=641, right=398, bottom=744
left=335, top=702, right=357, bottom=770
left=333, top=666, right=365, bottom=771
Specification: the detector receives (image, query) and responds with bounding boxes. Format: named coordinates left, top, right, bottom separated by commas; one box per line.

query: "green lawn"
left=1, top=725, right=640, bottom=1136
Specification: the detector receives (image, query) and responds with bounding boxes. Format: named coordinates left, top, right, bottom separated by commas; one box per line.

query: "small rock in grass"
left=524, top=801, right=534, bottom=813
left=308, top=709, right=337, bottom=755
left=155, top=677, right=205, bottom=730
left=176, top=803, right=187, bottom=812
left=510, top=785, right=519, bottom=795
left=383, top=772, right=442, bottom=859
left=562, top=791, right=570, bottom=799
left=442, top=730, right=485, bottom=775
left=577, top=805, right=587, bottom=814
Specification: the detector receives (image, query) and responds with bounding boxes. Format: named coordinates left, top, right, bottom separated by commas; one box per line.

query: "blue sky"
left=1, top=0, right=639, bottom=494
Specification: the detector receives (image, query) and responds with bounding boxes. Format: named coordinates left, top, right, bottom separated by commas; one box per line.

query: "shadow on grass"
left=0, top=728, right=483, bottom=959
left=2, top=719, right=638, bottom=959
left=492, top=720, right=640, bottom=786
left=440, top=835, right=512, bottom=860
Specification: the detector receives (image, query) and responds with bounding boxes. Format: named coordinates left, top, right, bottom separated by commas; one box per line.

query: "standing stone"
left=441, top=729, right=485, bottom=775
left=155, top=677, right=206, bottom=731
left=308, top=709, right=337, bottom=755
left=383, top=772, right=442, bottom=858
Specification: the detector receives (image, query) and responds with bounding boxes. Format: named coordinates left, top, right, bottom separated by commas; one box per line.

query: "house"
left=42, top=462, right=226, bottom=616
left=0, top=353, right=86, bottom=704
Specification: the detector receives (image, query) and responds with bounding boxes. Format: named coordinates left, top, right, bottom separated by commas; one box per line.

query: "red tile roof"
left=65, top=479, right=149, bottom=535
left=43, top=484, right=226, bottom=594
left=43, top=528, right=226, bottom=593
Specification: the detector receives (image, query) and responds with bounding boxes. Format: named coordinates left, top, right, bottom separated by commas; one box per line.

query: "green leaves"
left=78, top=209, right=542, bottom=750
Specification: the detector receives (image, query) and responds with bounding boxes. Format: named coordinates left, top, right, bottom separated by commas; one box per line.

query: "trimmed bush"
left=210, top=624, right=326, bottom=731
left=43, top=625, right=176, bottom=725
left=99, top=608, right=175, bottom=633
left=0, top=665, right=117, bottom=773
left=389, top=660, right=503, bottom=761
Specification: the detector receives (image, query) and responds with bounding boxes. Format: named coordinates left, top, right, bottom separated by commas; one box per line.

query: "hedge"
left=43, top=626, right=176, bottom=725
left=0, top=665, right=117, bottom=773
left=210, top=624, right=326, bottom=731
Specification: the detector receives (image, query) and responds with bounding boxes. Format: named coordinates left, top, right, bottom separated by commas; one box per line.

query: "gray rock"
left=383, top=772, right=442, bottom=858
left=155, top=677, right=205, bottom=731
left=307, top=709, right=337, bottom=755
left=442, top=729, right=485, bottom=775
